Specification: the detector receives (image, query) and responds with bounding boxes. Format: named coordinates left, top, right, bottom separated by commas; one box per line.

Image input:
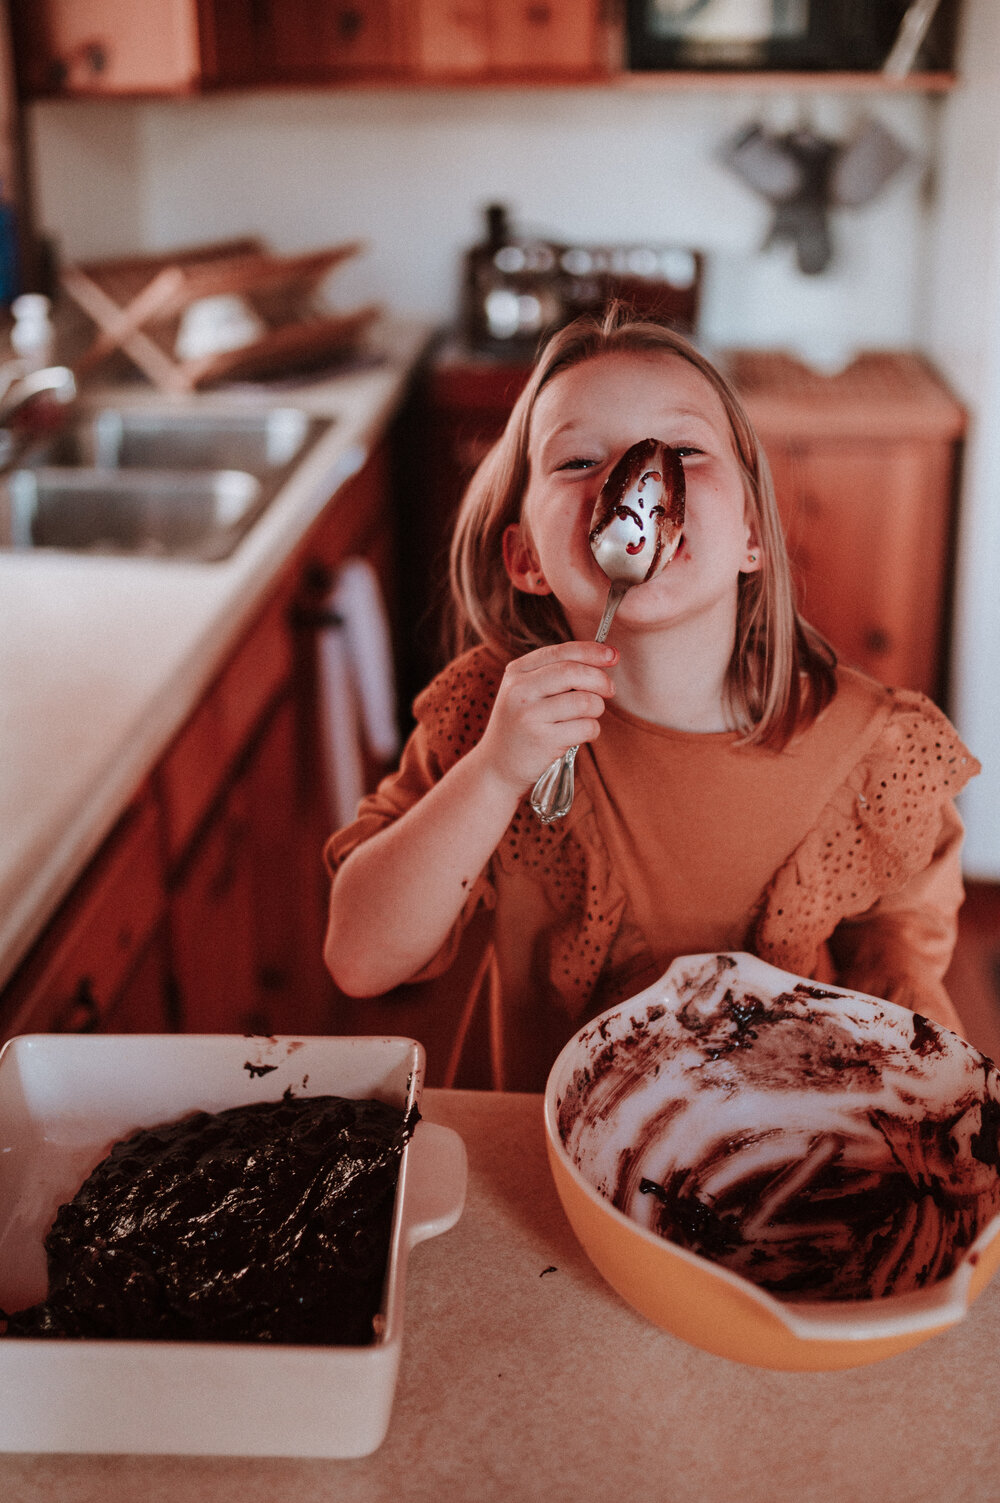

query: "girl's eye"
left=556, top=456, right=598, bottom=471
left=674, top=446, right=703, bottom=460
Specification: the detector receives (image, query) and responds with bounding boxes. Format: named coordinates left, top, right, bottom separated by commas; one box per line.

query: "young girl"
left=325, top=308, right=979, bottom=1091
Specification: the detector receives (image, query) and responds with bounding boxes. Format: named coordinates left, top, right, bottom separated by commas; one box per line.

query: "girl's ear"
left=503, top=523, right=552, bottom=594
left=740, top=521, right=763, bottom=575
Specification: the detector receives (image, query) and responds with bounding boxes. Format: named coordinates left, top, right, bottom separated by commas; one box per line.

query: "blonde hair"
left=448, top=307, right=835, bottom=747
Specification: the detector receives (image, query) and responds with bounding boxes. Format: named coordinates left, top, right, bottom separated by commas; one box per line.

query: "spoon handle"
left=529, top=581, right=629, bottom=824
left=594, top=578, right=628, bottom=644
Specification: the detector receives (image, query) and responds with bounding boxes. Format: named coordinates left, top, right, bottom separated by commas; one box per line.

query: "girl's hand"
left=475, top=640, right=618, bottom=795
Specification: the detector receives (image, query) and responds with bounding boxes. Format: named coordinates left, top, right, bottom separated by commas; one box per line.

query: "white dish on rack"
left=0, top=1032, right=466, bottom=1458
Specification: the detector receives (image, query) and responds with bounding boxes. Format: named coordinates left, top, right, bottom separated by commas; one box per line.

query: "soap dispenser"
left=10, top=293, right=56, bottom=371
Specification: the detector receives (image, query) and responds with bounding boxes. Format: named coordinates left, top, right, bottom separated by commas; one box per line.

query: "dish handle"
left=402, top=1120, right=468, bottom=1247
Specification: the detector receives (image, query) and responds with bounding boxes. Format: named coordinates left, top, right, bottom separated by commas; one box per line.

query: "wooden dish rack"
left=60, top=237, right=381, bottom=392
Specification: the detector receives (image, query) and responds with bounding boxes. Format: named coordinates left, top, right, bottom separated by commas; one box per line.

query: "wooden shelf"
left=617, top=70, right=958, bottom=93
left=21, top=70, right=960, bottom=100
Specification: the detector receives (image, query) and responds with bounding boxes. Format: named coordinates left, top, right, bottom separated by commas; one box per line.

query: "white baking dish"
left=0, top=1032, right=466, bottom=1458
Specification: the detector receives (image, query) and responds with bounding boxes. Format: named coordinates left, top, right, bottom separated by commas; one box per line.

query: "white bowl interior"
left=552, top=953, right=1000, bottom=1305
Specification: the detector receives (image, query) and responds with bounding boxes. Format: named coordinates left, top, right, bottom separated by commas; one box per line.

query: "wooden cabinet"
left=411, top=1, right=608, bottom=81
left=12, top=0, right=608, bottom=95
left=399, top=349, right=529, bottom=695
left=0, top=795, right=172, bottom=1039
left=169, top=772, right=260, bottom=1034
left=161, top=443, right=395, bottom=1036
left=269, top=0, right=406, bottom=80
left=728, top=350, right=966, bottom=700
left=10, top=0, right=203, bottom=96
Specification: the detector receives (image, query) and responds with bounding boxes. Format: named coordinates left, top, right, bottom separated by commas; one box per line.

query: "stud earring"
left=748, top=552, right=758, bottom=563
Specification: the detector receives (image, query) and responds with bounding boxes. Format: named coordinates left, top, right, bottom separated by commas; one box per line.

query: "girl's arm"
left=325, top=640, right=618, bottom=995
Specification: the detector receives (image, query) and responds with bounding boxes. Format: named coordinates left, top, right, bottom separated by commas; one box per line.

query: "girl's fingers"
left=547, top=716, right=604, bottom=748
left=503, top=658, right=615, bottom=705
left=532, top=689, right=608, bottom=727
left=510, top=640, right=618, bottom=675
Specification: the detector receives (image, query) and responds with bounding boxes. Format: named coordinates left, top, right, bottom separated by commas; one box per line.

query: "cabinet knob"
left=863, top=627, right=892, bottom=656
left=59, top=976, right=101, bottom=1033
left=336, top=8, right=365, bottom=41
left=525, top=4, right=553, bottom=23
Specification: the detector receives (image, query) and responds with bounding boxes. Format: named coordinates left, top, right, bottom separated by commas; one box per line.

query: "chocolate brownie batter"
left=559, top=955, right=1000, bottom=1303
left=2, top=1094, right=415, bottom=1345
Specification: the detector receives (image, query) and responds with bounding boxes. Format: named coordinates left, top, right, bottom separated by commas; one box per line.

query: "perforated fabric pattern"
left=752, top=689, right=978, bottom=978
left=414, top=649, right=629, bottom=1015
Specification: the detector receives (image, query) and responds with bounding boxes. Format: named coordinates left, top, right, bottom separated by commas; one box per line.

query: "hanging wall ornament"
left=720, top=115, right=912, bottom=276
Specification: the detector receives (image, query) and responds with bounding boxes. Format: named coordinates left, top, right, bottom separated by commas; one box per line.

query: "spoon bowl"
left=530, top=438, right=685, bottom=824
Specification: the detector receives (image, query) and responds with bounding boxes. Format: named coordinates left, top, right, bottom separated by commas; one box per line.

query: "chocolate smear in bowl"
left=559, top=955, right=1000, bottom=1304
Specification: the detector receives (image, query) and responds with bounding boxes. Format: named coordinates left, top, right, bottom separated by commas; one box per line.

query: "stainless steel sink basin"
left=0, top=405, right=328, bottom=560
left=40, top=406, right=319, bottom=474
left=2, top=468, right=263, bottom=561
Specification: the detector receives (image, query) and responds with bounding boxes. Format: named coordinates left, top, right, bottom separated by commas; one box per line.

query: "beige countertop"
left=0, top=1087, right=998, bottom=1502
left=0, top=318, right=431, bottom=991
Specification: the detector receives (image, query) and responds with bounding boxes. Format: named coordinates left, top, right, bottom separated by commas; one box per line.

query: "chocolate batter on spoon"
left=589, top=437, right=686, bottom=593
left=531, top=438, right=686, bottom=824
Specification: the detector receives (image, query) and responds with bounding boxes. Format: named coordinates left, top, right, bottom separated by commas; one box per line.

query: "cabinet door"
left=169, top=692, right=341, bottom=1037
left=196, top=0, right=266, bottom=87
left=412, top=0, right=490, bottom=76
left=267, top=0, right=404, bottom=79
left=103, top=927, right=174, bottom=1033
left=169, top=779, right=259, bottom=1033
left=12, top=0, right=202, bottom=95
left=0, top=797, right=167, bottom=1041
left=157, top=590, right=293, bottom=862
left=413, top=0, right=603, bottom=78
left=243, top=694, right=337, bottom=1035
left=491, top=0, right=601, bottom=75
left=768, top=437, right=954, bottom=696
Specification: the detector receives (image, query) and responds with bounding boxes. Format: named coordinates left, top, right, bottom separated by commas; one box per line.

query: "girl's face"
left=508, top=351, right=760, bottom=641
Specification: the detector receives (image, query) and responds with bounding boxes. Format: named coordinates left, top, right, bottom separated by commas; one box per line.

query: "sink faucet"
left=0, top=362, right=76, bottom=422
left=0, top=362, right=77, bottom=471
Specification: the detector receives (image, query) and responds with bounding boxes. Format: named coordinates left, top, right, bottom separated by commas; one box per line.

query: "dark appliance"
left=461, top=203, right=703, bottom=357
left=625, top=0, right=958, bottom=75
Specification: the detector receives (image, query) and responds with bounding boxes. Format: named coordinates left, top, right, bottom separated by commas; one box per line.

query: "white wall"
left=926, top=0, right=1000, bottom=879
left=28, top=84, right=935, bottom=366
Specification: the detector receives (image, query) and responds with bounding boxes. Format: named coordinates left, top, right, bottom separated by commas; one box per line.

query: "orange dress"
left=325, top=646, right=980, bottom=1091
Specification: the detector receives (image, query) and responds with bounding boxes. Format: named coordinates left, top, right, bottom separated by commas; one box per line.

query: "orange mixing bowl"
left=544, top=952, right=1000, bottom=1371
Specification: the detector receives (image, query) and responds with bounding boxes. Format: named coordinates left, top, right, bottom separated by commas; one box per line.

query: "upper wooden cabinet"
left=11, top=0, right=613, bottom=95
left=11, top=0, right=203, bottom=96
left=11, top=0, right=959, bottom=96
left=412, top=1, right=607, bottom=81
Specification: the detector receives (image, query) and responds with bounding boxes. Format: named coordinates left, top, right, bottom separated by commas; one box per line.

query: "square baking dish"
left=0, top=1032, right=466, bottom=1457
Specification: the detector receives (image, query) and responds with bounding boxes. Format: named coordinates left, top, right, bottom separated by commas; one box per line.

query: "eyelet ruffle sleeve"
left=750, top=688, right=980, bottom=978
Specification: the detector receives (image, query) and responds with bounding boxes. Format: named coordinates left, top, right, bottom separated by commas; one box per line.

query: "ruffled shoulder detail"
left=412, top=644, right=508, bottom=774
left=752, top=688, right=980, bottom=976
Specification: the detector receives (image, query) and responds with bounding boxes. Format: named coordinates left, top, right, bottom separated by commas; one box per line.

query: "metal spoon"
left=529, top=438, right=685, bottom=824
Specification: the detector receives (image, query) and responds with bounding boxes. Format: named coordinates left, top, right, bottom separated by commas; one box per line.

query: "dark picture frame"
left=625, top=1, right=959, bottom=74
